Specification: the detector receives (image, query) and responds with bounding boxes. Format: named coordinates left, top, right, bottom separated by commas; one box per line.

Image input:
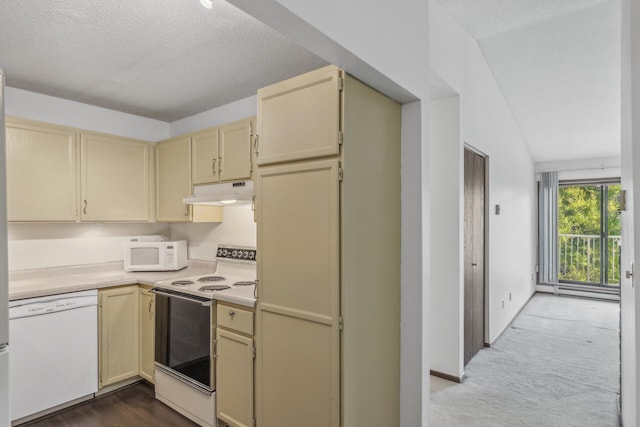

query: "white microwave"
left=124, top=240, right=188, bottom=272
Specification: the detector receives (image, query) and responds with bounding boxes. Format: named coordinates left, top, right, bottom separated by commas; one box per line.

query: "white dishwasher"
left=9, top=289, right=98, bottom=422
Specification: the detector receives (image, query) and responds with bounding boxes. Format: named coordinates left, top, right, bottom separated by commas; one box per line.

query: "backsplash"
left=170, top=205, right=256, bottom=262
left=7, top=204, right=256, bottom=271
left=8, top=223, right=170, bottom=271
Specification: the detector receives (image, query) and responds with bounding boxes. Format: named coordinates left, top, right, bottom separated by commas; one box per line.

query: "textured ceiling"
left=0, top=0, right=327, bottom=122
left=436, top=0, right=620, bottom=162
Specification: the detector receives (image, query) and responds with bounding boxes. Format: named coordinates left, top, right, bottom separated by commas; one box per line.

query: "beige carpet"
left=430, top=293, right=620, bottom=426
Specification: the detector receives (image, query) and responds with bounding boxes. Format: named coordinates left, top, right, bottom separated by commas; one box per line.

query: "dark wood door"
left=464, top=148, right=485, bottom=365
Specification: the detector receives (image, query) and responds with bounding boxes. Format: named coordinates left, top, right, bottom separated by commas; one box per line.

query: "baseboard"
left=430, top=369, right=465, bottom=384
left=488, top=291, right=536, bottom=346
left=536, top=284, right=620, bottom=302
left=95, top=377, right=143, bottom=397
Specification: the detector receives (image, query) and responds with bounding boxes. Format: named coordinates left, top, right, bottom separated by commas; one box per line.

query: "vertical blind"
left=539, top=171, right=559, bottom=284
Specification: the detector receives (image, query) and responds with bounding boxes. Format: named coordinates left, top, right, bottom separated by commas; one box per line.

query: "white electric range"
left=154, top=245, right=256, bottom=307
left=152, top=244, right=256, bottom=427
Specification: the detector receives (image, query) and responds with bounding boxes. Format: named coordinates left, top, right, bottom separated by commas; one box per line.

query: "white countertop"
left=8, top=261, right=217, bottom=301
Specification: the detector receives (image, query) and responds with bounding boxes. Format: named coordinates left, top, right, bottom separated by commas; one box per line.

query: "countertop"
left=8, top=261, right=218, bottom=301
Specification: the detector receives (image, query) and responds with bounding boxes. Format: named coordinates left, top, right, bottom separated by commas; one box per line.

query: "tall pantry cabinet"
left=254, top=65, right=401, bottom=427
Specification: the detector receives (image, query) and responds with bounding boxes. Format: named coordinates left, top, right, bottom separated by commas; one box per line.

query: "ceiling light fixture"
left=200, top=0, right=213, bottom=9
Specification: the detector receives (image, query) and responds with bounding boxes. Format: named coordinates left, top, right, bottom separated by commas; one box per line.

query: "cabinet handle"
left=213, top=339, right=218, bottom=358
left=185, top=205, right=190, bottom=217
left=212, top=158, right=217, bottom=176
left=228, top=310, right=235, bottom=317
left=218, top=157, right=222, bottom=173
left=253, top=134, right=260, bottom=156
left=83, top=200, right=87, bottom=215
left=251, top=196, right=256, bottom=212
left=148, top=299, right=153, bottom=314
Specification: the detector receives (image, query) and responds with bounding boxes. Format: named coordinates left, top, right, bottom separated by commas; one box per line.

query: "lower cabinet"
left=98, top=285, right=140, bottom=388
left=216, top=304, right=255, bottom=427
left=139, top=287, right=155, bottom=384
left=98, top=284, right=155, bottom=389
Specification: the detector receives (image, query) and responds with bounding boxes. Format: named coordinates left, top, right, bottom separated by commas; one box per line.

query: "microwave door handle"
left=150, top=288, right=214, bottom=307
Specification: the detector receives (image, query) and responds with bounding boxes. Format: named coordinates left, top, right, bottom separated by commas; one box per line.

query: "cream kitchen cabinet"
left=5, top=117, right=78, bottom=221
left=256, top=68, right=341, bottom=166
left=139, top=286, right=155, bottom=384
left=192, top=128, right=219, bottom=185
left=81, top=132, right=151, bottom=221
left=98, top=285, right=140, bottom=388
left=216, top=304, right=254, bottom=427
left=156, top=136, right=192, bottom=222
left=218, top=119, right=254, bottom=182
left=192, top=119, right=254, bottom=185
left=255, top=65, right=401, bottom=426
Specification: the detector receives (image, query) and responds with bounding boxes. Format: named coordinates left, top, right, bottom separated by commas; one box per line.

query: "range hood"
left=183, top=181, right=254, bottom=206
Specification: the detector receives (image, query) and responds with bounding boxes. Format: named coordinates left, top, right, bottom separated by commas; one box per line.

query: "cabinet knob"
left=228, top=310, right=235, bottom=317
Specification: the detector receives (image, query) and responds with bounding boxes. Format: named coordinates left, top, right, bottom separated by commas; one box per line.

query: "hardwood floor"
left=21, top=382, right=197, bottom=427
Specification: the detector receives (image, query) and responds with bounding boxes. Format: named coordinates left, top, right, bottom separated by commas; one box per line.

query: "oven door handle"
left=150, top=288, right=214, bottom=306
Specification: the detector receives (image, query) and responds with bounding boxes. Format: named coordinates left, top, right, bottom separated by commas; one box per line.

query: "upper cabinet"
left=192, top=128, right=219, bottom=185
left=6, top=118, right=78, bottom=221
left=6, top=116, right=254, bottom=223
left=256, top=66, right=342, bottom=165
left=81, top=133, right=151, bottom=221
left=192, top=118, right=254, bottom=185
left=156, top=136, right=192, bottom=222
left=219, top=119, right=253, bottom=182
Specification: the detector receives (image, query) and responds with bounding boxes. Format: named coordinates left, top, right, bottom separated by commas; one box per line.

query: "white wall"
left=430, top=0, right=537, bottom=344
left=224, top=1, right=431, bottom=424
left=5, top=87, right=169, bottom=141
left=170, top=95, right=256, bottom=136
left=621, top=0, right=638, bottom=424
left=169, top=205, right=256, bottom=261
left=8, top=223, right=170, bottom=270
left=429, top=96, right=464, bottom=378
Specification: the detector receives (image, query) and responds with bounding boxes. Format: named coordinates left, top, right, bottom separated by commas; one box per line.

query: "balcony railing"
left=558, top=234, right=621, bottom=285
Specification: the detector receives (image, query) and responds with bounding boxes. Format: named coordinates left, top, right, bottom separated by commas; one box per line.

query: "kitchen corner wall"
left=5, top=88, right=258, bottom=272
left=169, top=205, right=256, bottom=261
left=8, top=223, right=170, bottom=270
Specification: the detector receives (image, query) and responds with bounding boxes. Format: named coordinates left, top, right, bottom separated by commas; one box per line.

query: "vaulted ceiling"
left=436, top=0, right=621, bottom=162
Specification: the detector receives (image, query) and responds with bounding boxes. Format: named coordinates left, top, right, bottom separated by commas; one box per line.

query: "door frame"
left=463, top=143, right=490, bottom=350
left=556, top=179, right=622, bottom=288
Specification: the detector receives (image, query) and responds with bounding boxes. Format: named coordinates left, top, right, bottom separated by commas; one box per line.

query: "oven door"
left=153, top=288, right=215, bottom=394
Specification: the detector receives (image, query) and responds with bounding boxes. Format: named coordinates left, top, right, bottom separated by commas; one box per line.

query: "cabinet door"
left=192, top=128, right=219, bottom=185
left=257, top=66, right=342, bottom=165
left=139, top=287, right=155, bottom=384
left=99, top=286, right=140, bottom=388
left=219, top=119, right=252, bottom=182
left=6, top=119, right=78, bottom=221
left=81, top=133, right=150, bottom=221
left=156, top=137, right=191, bottom=221
left=216, top=329, right=254, bottom=427
left=255, top=159, right=340, bottom=426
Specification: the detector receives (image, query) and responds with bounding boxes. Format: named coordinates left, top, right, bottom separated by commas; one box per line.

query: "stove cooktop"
left=154, top=244, right=257, bottom=307
left=155, top=271, right=255, bottom=307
